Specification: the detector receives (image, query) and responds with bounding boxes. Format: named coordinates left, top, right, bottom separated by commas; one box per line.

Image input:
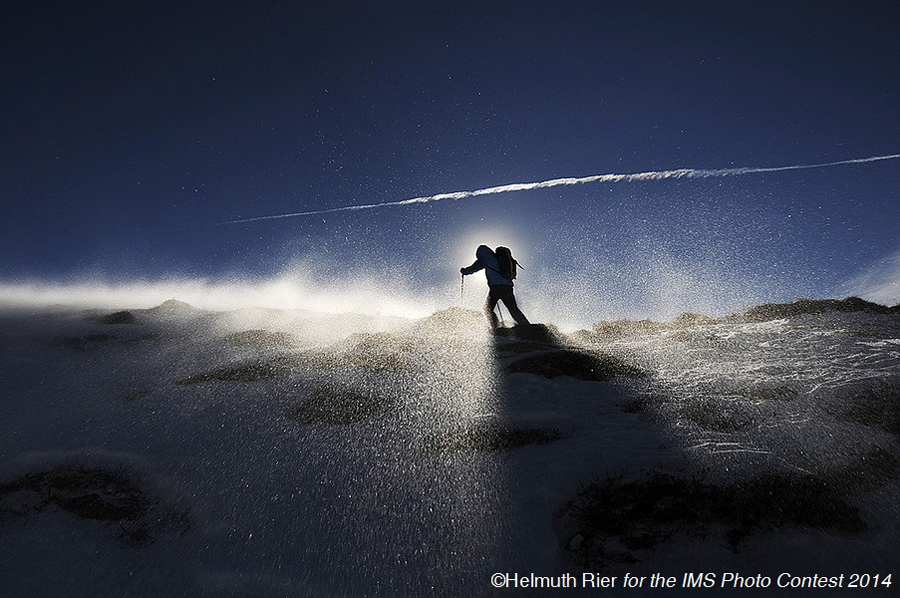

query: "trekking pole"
left=460, top=274, right=464, bottom=305
left=496, top=302, right=506, bottom=327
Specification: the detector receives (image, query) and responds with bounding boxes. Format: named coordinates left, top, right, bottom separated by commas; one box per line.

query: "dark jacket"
left=461, top=245, right=513, bottom=286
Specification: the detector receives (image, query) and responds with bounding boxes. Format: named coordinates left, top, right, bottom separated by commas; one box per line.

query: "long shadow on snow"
left=420, top=315, right=666, bottom=583
left=427, top=323, right=645, bottom=453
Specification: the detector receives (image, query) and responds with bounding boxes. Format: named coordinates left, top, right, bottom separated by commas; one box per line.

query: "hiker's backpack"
left=494, top=246, right=519, bottom=280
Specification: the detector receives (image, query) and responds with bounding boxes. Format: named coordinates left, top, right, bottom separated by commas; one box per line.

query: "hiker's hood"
left=475, top=245, right=494, bottom=260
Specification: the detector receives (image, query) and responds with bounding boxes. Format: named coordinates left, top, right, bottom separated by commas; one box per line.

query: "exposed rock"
left=586, top=319, right=668, bottom=341
left=741, top=296, right=895, bottom=322
left=0, top=465, right=190, bottom=546
left=496, top=323, right=564, bottom=344
left=562, top=448, right=897, bottom=568
left=506, top=348, right=645, bottom=381
left=96, top=311, right=137, bottom=325
left=176, top=362, right=280, bottom=384
left=290, top=386, right=394, bottom=425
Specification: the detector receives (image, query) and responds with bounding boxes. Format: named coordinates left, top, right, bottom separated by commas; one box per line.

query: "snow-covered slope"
left=1, top=300, right=897, bottom=596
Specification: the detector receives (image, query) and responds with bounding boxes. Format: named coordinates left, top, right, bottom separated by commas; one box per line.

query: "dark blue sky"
left=2, top=1, right=899, bottom=320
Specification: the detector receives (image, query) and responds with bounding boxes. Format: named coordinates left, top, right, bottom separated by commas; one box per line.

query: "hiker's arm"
left=460, top=259, right=484, bottom=275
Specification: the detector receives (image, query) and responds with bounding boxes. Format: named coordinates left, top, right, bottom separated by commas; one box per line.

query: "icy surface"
left=595, top=313, right=900, bottom=477
left=1, top=304, right=898, bottom=596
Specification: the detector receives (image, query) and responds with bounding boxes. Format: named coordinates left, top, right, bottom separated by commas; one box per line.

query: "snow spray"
left=220, top=153, right=900, bottom=224
left=460, top=273, right=464, bottom=305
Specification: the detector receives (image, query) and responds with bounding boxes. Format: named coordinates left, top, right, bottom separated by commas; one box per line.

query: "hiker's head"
left=475, top=244, right=494, bottom=259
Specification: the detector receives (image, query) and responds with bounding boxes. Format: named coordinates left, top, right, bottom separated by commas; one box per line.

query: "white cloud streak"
left=220, top=153, right=900, bottom=225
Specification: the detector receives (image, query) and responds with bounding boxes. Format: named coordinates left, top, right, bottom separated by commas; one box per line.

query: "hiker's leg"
left=498, top=286, right=530, bottom=326
left=484, top=288, right=500, bottom=328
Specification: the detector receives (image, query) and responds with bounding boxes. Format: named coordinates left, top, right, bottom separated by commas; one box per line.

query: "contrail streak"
left=220, top=153, right=900, bottom=225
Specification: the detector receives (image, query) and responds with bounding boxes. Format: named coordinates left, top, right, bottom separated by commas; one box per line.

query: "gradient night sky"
left=2, top=1, right=899, bottom=324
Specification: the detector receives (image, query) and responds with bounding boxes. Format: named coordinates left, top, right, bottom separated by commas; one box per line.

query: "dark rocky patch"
left=496, top=323, right=564, bottom=344
left=677, top=398, right=748, bottom=432
left=623, top=389, right=790, bottom=430
left=563, top=448, right=898, bottom=569
left=741, top=296, right=895, bottom=322
left=95, top=311, right=137, bottom=325
left=290, top=386, right=395, bottom=425
left=281, top=346, right=412, bottom=374
left=0, top=465, right=190, bottom=546
left=176, top=362, right=280, bottom=384
left=573, top=298, right=897, bottom=342
left=346, top=331, right=423, bottom=354
left=506, top=349, right=645, bottom=381
left=573, top=313, right=719, bottom=343
left=340, top=333, right=420, bottom=371
left=344, top=350, right=413, bottom=372
left=584, top=319, right=668, bottom=341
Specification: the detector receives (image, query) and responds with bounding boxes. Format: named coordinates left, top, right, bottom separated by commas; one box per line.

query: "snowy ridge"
left=1, top=299, right=898, bottom=596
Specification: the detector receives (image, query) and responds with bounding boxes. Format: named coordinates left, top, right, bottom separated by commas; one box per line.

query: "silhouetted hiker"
left=460, top=244, right=530, bottom=329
